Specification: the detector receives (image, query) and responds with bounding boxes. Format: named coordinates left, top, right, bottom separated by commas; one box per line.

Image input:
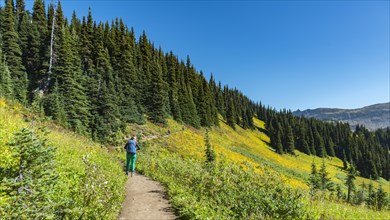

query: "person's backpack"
left=124, top=140, right=137, bottom=154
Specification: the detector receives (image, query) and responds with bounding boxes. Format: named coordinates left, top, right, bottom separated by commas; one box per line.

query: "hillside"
left=130, top=117, right=389, bottom=192
left=124, top=116, right=390, bottom=219
left=1, top=98, right=389, bottom=219
left=0, top=99, right=127, bottom=219
left=293, top=103, right=390, bottom=131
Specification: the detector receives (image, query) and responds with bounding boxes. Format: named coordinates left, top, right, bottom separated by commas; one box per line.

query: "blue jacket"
left=125, top=140, right=138, bottom=154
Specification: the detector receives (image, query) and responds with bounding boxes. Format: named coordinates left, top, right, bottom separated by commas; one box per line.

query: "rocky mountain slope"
left=293, top=103, right=390, bottom=130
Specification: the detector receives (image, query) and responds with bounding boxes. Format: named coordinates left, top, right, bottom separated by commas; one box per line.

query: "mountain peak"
left=293, top=102, right=390, bottom=130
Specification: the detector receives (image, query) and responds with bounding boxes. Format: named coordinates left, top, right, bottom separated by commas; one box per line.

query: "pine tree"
left=49, top=0, right=65, bottom=74
left=345, top=164, right=357, bottom=203
left=366, top=181, right=376, bottom=209
left=70, top=10, right=81, bottom=34
left=32, top=0, right=48, bottom=87
left=2, top=128, right=58, bottom=218
left=157, top=48, right=170, bottom=116
left=336, top=184, right=344, bottom=201
left=298, top=126, right=310, bottom=154
left=117, top=28, right=142, bottom=124
left=79, top=8, right=94, bottom=75
left=147, top=57, right=166, bottom=124
left=319, top=159, right=333, bottom=191
left=15, top=0, right=25, bottom=27
left=246, top=107, right=254, bottom=129
left=241, top=106, right=248, bottom=129
left=0, top=56, right=13, bottom=98
left=208, top=74, right=219, bottom=126
left=2, top=0, right=27, bottom=103
left=0, top=38, right=13, bottom=98
left=342, top=149, right=348, bottom=170
left=167, top=52, right=181, bottom=121
left=216, top=81, right=226, bottom=119
left=54, top=23, right=91, bottom=134
left=275, top=130, right=284, bottom=154
left=17, top=9, right=29, bottom=65
left=226, top=97, right=236, bottom=129
left=197, top=75, right=212, bottom=127
left=32, top=0, right=46, bottom=35
left=376, top=185, right=387, bottom=211
left=326, top=138, right=336, bottom=157
left=309, top=160, right=320, bottom=195
left=353, top=182, right=367, bottom=205
left=95, top=80, right=121, bottom=142
left=24, top=19, right=41, bottom=98
left=314, top=131, right=326, bottom=157
left=138, top=31, right=152, bottom=107
left=308, top=129, right=316, bottom=156
left=204, top=129, right=216, bottom=163
left=92, top=24, right=121, bottom=142
left=178, top=72, right=200, bottom=128
left=43, top=80, right=67, bottom=126
left=286, top=125, right=295, bottom=154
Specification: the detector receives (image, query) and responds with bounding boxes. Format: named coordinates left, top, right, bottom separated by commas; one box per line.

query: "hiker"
left=124, top=136, right=140, bottom=177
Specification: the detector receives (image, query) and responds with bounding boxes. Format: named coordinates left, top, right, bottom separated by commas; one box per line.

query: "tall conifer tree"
left=32, top=0, right=48, bottom=84
left=287, top=125, right=295, bottom=154
left=92, top=24, right=121, bottom=142
left=117, top=27, right=142, bottom=124
left=0, top=44, right=13, bottom=98
left=226, top=97, right=236, bottom=129
left=53, top=19, right=90, bottom=134
left=167, top=52, right=181, bottom=121
left=178, top=72, right=200, bottom=128
left=15, top=0, right=25, bottom=26
left=298, top=126, right=311, bottom=154
left=148, top=57, right=166, bottom=124
left=25, top=21, right=41, bottom=96
left=2, top=0, right=27, bottom=103
left=345, top=164, right=357, bottom=203
left=138, top=31, right=152, bottom=107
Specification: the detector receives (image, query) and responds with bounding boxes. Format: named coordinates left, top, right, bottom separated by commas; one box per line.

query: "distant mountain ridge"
left=293, top=102, right=390, bottom=131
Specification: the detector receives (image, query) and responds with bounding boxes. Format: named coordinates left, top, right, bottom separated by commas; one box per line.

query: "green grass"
left=122, top=117, right=389, bottom=219
left=2, top=97, right=389, bottom=219
left=0, top=98, right=127, bottom=219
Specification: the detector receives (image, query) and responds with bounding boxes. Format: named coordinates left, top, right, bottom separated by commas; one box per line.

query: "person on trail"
left=124, top=136, right=140, bottom=177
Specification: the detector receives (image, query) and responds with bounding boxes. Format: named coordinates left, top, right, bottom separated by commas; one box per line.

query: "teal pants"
left=126, top=153, right=137, bottom=174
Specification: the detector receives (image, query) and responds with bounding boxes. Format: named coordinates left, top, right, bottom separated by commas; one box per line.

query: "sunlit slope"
left=134, top=116, right=389, bottom=193
left=0, top=99, right=126, bottom=219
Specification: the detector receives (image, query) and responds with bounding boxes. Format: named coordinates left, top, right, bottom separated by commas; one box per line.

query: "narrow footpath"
left=119, top=173, right=177, bottom=220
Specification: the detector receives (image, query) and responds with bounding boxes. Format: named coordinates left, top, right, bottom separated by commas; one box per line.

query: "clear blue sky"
left=24, top=0, right=389, bottom=111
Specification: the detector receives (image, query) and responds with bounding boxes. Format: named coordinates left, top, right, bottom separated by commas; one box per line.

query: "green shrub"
left=0, top=127, right=58, bottom=219
left=55, top=155, right=124, bottom=219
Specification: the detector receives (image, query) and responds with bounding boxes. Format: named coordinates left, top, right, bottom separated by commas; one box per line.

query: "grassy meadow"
left=127, top=116, right=389, bottom=219
left=132, top=116, right=389, bottom=193
left=1, top=97, right=389, bottom=219
left=0, top=98, right=127, bottom=219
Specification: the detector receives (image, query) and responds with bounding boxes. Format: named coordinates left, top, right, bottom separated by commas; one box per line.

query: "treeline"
left=0, top=0, right=389, bottom=180
left=0, top=0, right=255, bottom=144
left=256, top=106, right=390, bottom=180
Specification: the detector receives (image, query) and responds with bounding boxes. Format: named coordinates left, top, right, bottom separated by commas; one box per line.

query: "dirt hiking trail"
left=119, top=173, right=177, bottom=220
